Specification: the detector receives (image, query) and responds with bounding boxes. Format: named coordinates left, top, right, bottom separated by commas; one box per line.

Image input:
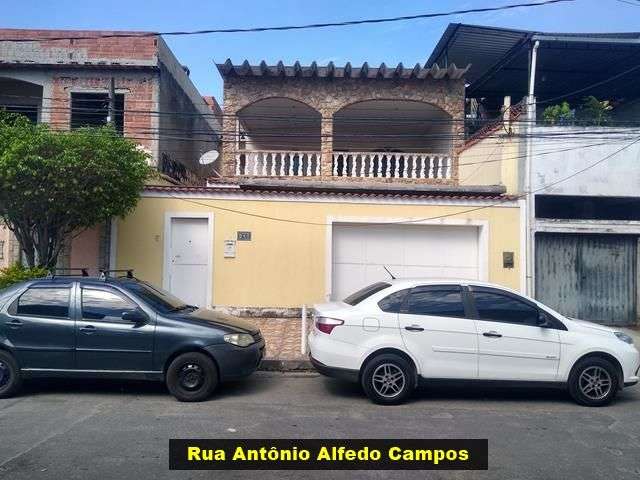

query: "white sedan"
left=308, top=279, right=639, bottom=406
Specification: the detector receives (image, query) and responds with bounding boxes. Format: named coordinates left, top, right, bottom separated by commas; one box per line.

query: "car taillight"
left=315, top=317, right=344, bottom=334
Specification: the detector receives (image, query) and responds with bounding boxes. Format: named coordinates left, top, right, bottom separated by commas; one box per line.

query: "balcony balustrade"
left=235, top=150, right=453, bottom=180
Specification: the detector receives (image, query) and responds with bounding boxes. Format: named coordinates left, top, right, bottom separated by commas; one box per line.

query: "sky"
left=3, top=0, right=639, bottom=101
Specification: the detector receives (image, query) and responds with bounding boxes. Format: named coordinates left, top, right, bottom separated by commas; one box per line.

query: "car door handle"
left=482, top=331, right=502, bottom=338
left=6, top=319, right=23, bottom=328
left=79, top=325, right=97, bottom=334
left=404, top=325, right=425, bottom=332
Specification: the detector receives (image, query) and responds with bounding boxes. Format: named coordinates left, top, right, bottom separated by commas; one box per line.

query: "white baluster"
left=402, top=155, right=409, bottom=178
left=428, top=156, right=435, bottom=178
left=444, top=156, right=451, bottom=179
left=419, top=155, right=425, bottom=178
left=332, top=154, right=338, bottom=176
left=393, top=155, right=399, bottom=178
left=259, top=153, right=265, bottom=176
left=315, top=154, right=320, bottom=176
left=250, top=153, right=257, bottom=176
left=305, top=154, right=311, bottom=176
left=235, top=154, right=241, bottom=175
left=267, top=153, right=273, bottom=176
left=287, top=154, right=293, bottom=176
left=341, top=155, right=348, bottom=177
left=348, top=154, right=355, bottom=177
left=377, top=154, right=383, bottom=178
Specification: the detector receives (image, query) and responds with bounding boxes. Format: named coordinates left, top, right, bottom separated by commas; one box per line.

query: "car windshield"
left=123, top=281, right=193, bottom=314
left=343, top=282, right=391, bottom=306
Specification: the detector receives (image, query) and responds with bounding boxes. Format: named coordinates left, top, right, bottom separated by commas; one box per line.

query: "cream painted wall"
left=458, top=124, right=521, bottom=194
left=115, top=195, right=522, bottom=308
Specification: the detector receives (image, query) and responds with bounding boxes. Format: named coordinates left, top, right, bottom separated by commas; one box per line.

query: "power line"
left=0, top=1, right=574, bottom=42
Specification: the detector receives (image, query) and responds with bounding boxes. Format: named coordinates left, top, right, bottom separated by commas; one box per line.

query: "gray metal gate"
left=535, top=233, right=637, bottom=325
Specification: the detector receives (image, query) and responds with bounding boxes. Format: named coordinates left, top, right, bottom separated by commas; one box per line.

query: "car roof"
left=384, top=278, right=521, bottom=293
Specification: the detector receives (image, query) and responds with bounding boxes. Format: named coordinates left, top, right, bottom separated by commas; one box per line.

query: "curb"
left=259, top=359, right=314, bottom=372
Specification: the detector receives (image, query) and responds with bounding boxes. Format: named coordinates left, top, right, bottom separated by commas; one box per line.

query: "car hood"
left=172, top=308, right=259, bottom=334
left=566, top=317, right=618, bottom=334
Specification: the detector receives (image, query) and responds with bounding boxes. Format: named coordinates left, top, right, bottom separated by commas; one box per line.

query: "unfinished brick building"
left=0, top=29, right=221, bottom=272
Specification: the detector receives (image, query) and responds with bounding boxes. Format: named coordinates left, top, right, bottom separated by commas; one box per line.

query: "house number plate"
left=237, top=231, right=252, bottom=241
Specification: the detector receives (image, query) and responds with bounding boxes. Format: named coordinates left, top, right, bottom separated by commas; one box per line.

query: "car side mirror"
left=122, top=309, right=148, bottom=324
left=536, top=312, right=552, bottom=328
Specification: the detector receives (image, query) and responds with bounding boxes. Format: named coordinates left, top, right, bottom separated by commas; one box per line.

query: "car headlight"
left=224, top=333, right=255, bottom=347
left=614, top=332, right=634, bottom=345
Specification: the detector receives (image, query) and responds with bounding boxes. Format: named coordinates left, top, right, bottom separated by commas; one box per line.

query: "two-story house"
left=113, top=59, right=522, bottom=314
left=428, top=23, right=640, bottom=326
left=0, top=29, right=221, bottom=272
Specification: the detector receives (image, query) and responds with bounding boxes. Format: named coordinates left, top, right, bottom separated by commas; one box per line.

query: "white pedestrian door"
left=168, top=217, right=209, bottom=308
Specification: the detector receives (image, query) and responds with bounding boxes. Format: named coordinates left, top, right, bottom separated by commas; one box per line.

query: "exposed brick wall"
left=220, top=76, right=465, bottom=181
left=47, top=72, right=156, bottom=155
left=0, top=29, right=157, bottom=65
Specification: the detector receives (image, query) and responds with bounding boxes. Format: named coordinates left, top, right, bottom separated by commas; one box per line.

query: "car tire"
left=361, top=353, right=414, bottom=405
left=0, top=350, right=22, bottom=399
left=568, top=357, right=619, bottom=407
left=166, top=352, right=219, bottom=402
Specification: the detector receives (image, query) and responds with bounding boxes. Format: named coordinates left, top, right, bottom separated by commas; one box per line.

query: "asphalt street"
left=0, top=372, right=638, bottom=480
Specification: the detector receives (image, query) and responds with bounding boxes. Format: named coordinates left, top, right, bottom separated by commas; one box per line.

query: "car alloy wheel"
left=371, top=363, right=406, bottom=398
left=178, top=363, right=205, bottom=391
left=578, top=366, right=612, bottom=401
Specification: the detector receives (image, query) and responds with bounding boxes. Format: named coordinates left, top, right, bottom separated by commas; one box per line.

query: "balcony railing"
left=235, top=150, right=453, bottom=180
left=333, top=152, right=452, bottom=179
left=236, top=151, right=321, bottom=176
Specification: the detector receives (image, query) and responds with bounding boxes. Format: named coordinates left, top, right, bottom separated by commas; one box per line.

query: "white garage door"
left=331, top=224, right=480, bottom=300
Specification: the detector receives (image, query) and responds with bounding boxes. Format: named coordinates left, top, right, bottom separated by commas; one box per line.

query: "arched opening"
left=334, top=100, right=452, bottom=152
left=332, top=100, right=454, bottom=179
left=235, top=98, right=321, bottom=176
left=0, top=77, right=43, bottom=123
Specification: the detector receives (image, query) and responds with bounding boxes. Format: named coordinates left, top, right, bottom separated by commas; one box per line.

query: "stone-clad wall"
left=221, top=76, right=465, bottom=180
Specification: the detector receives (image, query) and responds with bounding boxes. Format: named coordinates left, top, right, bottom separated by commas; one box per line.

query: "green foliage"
left=577, top=96, right=612, bottom=126
left=542, top=101, right=573, bottom=125
left=0, top=263, right=48, bottom=290
left=0, top=111, right=152, bottom=268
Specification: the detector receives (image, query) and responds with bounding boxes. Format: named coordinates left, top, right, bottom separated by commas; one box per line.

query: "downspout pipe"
left=525, top=40, right=540, bottom=296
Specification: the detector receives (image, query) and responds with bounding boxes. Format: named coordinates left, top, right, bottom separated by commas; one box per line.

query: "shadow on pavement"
left=319, top=377, right=638, bottom=406
left=17, top=373, right=277, bottom=401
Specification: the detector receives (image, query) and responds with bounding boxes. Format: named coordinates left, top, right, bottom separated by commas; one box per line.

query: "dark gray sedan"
left=0, top=274, right=264, bottom=401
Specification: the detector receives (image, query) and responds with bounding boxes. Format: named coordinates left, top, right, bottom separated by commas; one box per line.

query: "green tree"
left=577, top=96, right=613, bottom=126
left=0, top=112, right=151, bottom=268
left=542, top=101, right=573, bottom=125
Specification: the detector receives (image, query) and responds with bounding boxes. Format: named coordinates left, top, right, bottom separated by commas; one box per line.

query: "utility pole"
left=106, top=77, right=116, bottom=125
left=524, top=40, right=540, bottom=297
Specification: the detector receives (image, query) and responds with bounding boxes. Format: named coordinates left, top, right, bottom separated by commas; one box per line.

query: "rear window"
left=343, top=282, right=391, bottom=306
